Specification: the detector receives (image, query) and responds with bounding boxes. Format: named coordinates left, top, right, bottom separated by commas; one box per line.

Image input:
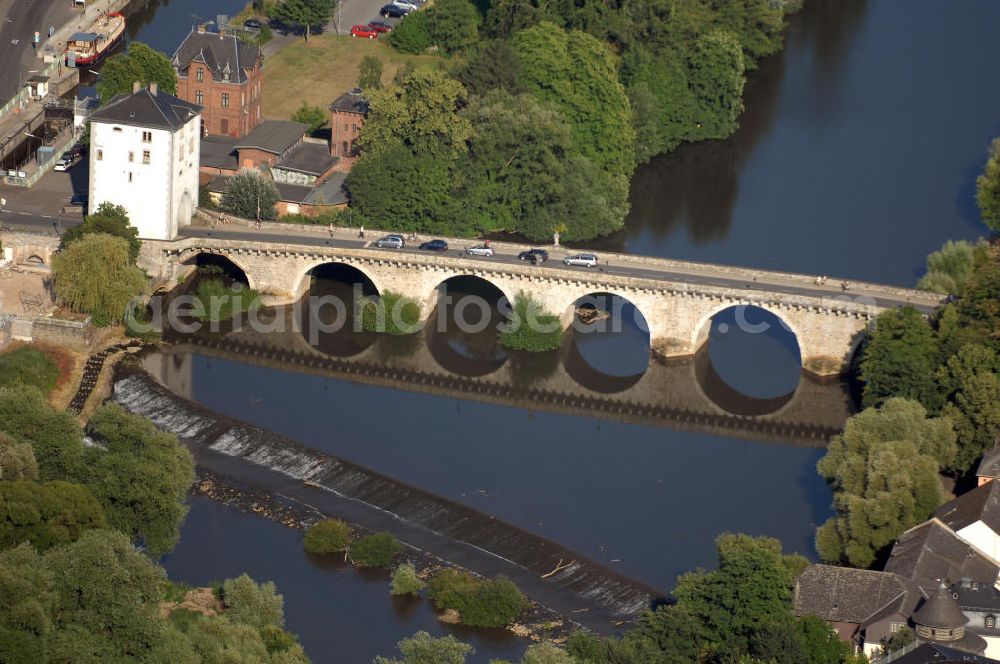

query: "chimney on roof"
left=150, top=81, right=158, bottom=96
left=132, top=81, right=141, bottom=93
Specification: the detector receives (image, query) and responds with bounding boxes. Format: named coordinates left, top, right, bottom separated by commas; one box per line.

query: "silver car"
left=374, top=234, right=405, bottom=249
left=563, top=253, right=599, bottom=267
left=466, top=245, right=494, bottom=257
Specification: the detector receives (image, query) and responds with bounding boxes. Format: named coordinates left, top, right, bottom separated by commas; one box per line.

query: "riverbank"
left=113, top=362, right=662, bottom=633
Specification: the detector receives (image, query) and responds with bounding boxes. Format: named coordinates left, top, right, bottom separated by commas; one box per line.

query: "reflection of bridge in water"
left=158, top=307, right=856, bottom=448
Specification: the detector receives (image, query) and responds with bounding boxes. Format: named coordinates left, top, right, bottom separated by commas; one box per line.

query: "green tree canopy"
left=60, top=202, right=141, bottom=264
left=0, top=388, right=84, bottom=481
left=512, top=23, right=635, bottom=176
left=271, top=0, right=335, bottom=40
left=0, top=543, right=55, bottom=662
left=81, top=404, right=195, bottom=557
left=389, top=10, right=433, bottom=53
left=687, top=29, right=746, bottom=140
left=456, top=40, right=524, bottom=96
left=221, top=170, right=280, bottom=221
left=426, top=0, right=482, bottom=54
left=375, top=630, right=474, bottom=664
left=0, top=433, right=39, bottom=481
left=859, top=306, right=941, bottom=411
left=52, top=233, right=147, bottom=326
left=358, top=55, right=384, bottom=90
left=221, top=574, right=286, bottom=631
left=97, top=42, right=177, bottom=102
left=918, top=239, right=985, bottom=295
left=976, top=137, right=1000, bottom=232
left=0, top=346, right=60, bottom=393
left=816, top=398, right=955, bottom=567
left=937, top=344, right=1000, bottom=472
left=292, top=101, right=327, bottom=133
left=0, top=480, right=107, bottom=552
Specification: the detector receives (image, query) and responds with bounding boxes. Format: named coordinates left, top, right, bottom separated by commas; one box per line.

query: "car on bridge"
left=374, top=234, right=405, bottom=249
left=563, top=253, right=599, bottom=268
left=518, top=248, right=549, bottom=264
left=419, top=239, right=449, bottom=251
left=466, top=245, right=494, bottom=257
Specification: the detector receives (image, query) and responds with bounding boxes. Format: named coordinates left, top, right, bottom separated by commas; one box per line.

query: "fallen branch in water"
left=541, top=558, right=574, bottom=579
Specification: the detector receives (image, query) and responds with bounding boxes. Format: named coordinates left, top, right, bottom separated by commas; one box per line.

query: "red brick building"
left=172, top=28, right=263, bottom=138
left=328, top=88, right=368, bottom=170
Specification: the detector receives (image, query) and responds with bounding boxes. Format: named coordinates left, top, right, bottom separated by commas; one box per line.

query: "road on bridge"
left=177, top=224, right=943, bottom=314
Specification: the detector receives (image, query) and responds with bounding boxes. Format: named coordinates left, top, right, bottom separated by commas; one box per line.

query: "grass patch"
left=262, top=34, right=445, bottom=120
left=360, top=291, right=422, bottom=335
left=0, top=346, right=61, bottom=393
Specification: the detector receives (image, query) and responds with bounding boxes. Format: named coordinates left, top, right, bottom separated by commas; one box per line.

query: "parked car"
left=379, top=3, right=409, bottom=16
left=392, top=0, right=420, bottom=10
left=70, top=193, right=88, bottom=207
left=466, top=245, right=494, bottom=257
left=518, top=248, right=549, bottom=263
left=244, top=18, right=263, bottom=29
left=367, top=20, right=393, bottom=33
left=351, top=24, right=379, bottom=38
left=375, top=234, right=405, bottom=248
left=53, top=154, right=76, bottom=171
left=563, top=253, right=599, bottom=268
left=419, top=239, right=449, bottom=251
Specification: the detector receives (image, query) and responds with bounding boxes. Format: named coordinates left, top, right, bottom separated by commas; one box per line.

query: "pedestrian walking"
left=359, top=225, right=365, bottom=239
left=328, top=223, right=334, bottom=238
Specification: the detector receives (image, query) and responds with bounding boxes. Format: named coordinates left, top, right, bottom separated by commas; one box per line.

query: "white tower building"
left=88, top=82, right=202, bottom=240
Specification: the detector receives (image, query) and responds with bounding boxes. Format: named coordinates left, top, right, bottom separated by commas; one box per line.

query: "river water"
left=144, top=1, right=1000, bottom=662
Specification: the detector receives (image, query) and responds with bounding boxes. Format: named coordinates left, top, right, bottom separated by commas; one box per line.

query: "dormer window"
left=196, top=68, right=204, bottom=82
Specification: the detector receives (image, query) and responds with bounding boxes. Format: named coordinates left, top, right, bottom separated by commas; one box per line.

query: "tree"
left=390, top=561, right=425, bottom=596
left=631, top=605, right=701, bottom=663
left=82, top=404, right=195, bottom=556
left=671, top=534, right=805, bottom=654
left=97, top=42, right=177, bottom=102
left=51, top=233, right=147, bottom=326
left=859, top=306, right=941, bottom=411
left=349, top=531, right=403, bottom=567
left=521, top=642, right=574, bottom=664
left=622, top=45, right=699, bottom=162
left=713, top=0, right=786, bottom=66
left=271, top=0, right=335, bottom=40
left=945, top=253, right=1000, bottom=356
left=303, top=518, right=352, bottom=554
left=0, top=388, right=85, bottom=481
left=221, top=574, right=286, bottom=631
left=976, top=137, right=1000, bottom=232
left=0, top=543, right=55, bottom=663
left=687, top=30, right=746, bottom=140
left=389, top=10, right=433, bottom=53
left=0, top=346, right=60, bottom=393
left=0, top=433, right=38, bottom=480
left=291, top=101, right=327, bottom=133
left=0, top=480, right=107, bottom=552
left=221, top=170, right=280, bottom=221
left=427, top=0, right=481, bottom=54
left=937, top=344, right=1000, bottom=472
left=358, top=55, right=384, bottom=90
left=918, top=239, right=983, bottom=294
left=456, top=40, right=523, bottom=96
left=360, top=67, right=472, bottom=160
left=60, top=202, right=141, bottom=264
left=512, top=23, right=635, bottom=176
left=426, top=569, right=526, bottom=627
left=375, top=630, right=473, bottom=664
left=816, top=398, right=956, bottom=567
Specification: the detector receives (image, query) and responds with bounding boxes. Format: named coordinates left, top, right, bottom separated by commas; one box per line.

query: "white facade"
left=956, top=522, right=1000, bottom=567
left=89, top=106, right=200, bottom=240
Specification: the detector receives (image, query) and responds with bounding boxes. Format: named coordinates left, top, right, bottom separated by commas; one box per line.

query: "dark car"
left=379, top=4, right=408, bottom=17
left=70, top=193, right=88, bottom=207
left=368, top=20, right=393, bottom=32
left=244, top=18, right=263, bottom=29
left=419, top=239, right=449, bottom=252
left=518, top=248, right=549, bottom=264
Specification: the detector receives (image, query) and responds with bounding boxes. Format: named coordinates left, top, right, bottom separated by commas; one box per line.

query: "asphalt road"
left=178, top=226, right=940, bottom=313
left=0, top=0, right=74, bottom=102
left=0, top=207, right=81, bottom=235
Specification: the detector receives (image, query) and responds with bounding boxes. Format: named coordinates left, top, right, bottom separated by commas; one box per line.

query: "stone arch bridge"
left=139, top=231, right=943, bottom=376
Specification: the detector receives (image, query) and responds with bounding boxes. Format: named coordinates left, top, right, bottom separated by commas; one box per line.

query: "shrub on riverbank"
left=499, top=293, right=563, bottom=353
left=349, top=531, right=403, bottom=568
left=426, top=569, right=526, bottom=627
left=193, top=278, right=262, bottom=322
left=0, top=346, right=60, bottom=393
left=390, top=561, right=425, bottom=596
left=303, top=518, right=352, bottom=554
left=360, top=291, right=422, bottom=336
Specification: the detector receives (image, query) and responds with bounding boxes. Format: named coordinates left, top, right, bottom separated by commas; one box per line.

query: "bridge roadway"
left=177, top=224, right=941, bottom=314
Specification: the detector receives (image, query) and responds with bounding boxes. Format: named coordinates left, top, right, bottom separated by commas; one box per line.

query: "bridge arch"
left=294, top=260, right=383, bottom=301
left=690, top=301, right=803, bottom=363
left=425, top=275, right=511, bottom=378
left=181, top=251, right=254, bottom=289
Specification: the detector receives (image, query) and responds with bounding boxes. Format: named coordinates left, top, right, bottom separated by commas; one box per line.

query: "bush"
left=192, top=278, right=261, bottom=322
left=499, top=292, right=563, bottom=352
left=389, top=11, right=432, bottom=53
left=360, top=291, right=422, bottom=335
left=221, top=574, right=285, bottom=630
left=390, top=561, right=425, bottom=596
left=0, top=346, right=60, bottom=393
left=349, top=531, right=403, bottom=567
left=303, top=518, right=352, bottom=554
left=426, top=569, right=526, bottom=627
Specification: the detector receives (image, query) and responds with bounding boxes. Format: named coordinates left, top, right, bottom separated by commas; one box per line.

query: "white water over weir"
left=113, top=371, right=661, bottom=630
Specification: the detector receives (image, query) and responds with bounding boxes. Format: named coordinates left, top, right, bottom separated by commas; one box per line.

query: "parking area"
left=0, top=156, right=87, bottom=219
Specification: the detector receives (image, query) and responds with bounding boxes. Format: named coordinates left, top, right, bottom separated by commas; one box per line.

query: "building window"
left=987, top=615, right=997, bottom=629
left=142, top=150, right=150, bottom=164
left=890, top=622, right=904, bottom=633
left=128, top=172, right=133, bottom=183
left=113, top=126, right=122, bottom=132
left=142, top=131, right=152, bottom=142
left=195, top=90, right=204, bottom=104
left=342, top=141, right=348, bottom=156
left=96, top=149, right=103, bottom=161
left=222, top=93, right=230, bottom=108
left=352, top=124, right=357, bottom=132
left=128, top=151, right=134, bottom=163
left=343, top=123, right=348, bottom=131
left=189, top=137, right=195, bottom=152
left=221, top=118, right=229, bottom=135
left=196, top=68, right=204, bottom=82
